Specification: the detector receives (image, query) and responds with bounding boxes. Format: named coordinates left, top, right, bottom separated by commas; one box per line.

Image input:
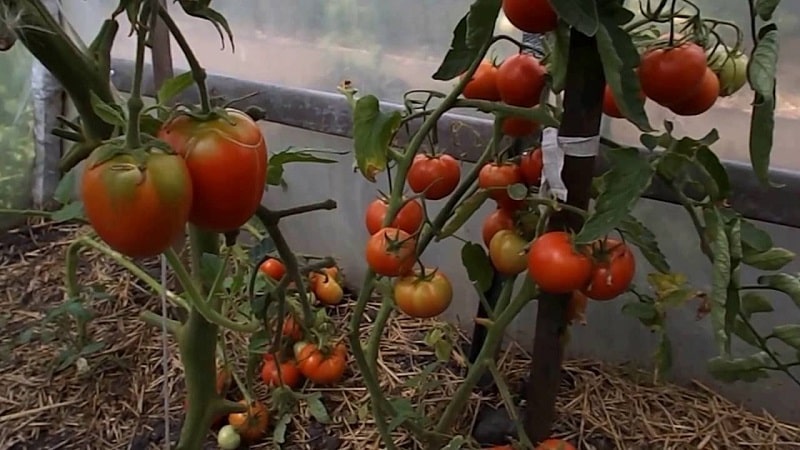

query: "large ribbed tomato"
left=502, top=0, right=558, bottom=34
left=81, top=147, right=192, bottom=258
left=158, top=108, right=267, bottom=232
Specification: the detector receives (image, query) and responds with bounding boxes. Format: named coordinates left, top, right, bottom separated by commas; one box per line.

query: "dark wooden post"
left=523, top=28, right=605, bottom=442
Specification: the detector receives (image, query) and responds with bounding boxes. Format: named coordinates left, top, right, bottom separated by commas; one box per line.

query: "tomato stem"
left=124, top=4, right=150, bottom=150
left=487, top=361, right=535, bottom=449
left=365, top=297, right=394, bottom=374
left=454, top=99, right=557, bottom=128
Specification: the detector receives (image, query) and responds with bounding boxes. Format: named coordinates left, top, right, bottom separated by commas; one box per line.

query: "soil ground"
left=1, top=221, right=799, bottom=449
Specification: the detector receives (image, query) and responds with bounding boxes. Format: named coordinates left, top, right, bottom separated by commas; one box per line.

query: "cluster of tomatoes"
left=260, top=259, right=346, bottom=306
left=81, top=108, right=267, bottom=259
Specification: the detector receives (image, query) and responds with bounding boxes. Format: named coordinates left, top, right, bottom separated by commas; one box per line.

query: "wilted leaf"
left=352, top=95, right=401, bottom=182
left=461, top=242, right=493, bottom=292
left=757, top=274, right=800, bottom=307
left=617, top=215, right=670, bottom=273
left=432, top=0, right=500, bottom=80
left=739, top=292, right=774, bottom=317
left=708, top=209, right=732, bottom=356
left=742, top=247, right=795, bottom=271
left=772, top=324, right=800, bottom=350
left=707, top=353, right=771, bottom=382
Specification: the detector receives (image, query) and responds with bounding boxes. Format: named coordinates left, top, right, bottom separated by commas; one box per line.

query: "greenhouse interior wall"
left=1, top=0, right=797, bottom=426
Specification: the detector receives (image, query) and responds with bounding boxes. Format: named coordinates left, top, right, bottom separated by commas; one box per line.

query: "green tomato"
left=707, top=44, right=749, bottom=97
left=217, top=424, right=241, bottom=450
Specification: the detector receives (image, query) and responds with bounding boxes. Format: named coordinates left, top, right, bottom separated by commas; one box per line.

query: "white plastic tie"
left=539, top=128, right=601, bottom=202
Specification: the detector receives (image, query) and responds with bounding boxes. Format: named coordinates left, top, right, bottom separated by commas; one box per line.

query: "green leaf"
left=575, top=148, right=654, bottom=244
left=89, top=91, right=126, bottom=127
left=757, top=273, right=800, bottom=307
left=200, top=253, right=224, bottom=286
left=443, top=435, right=467, bottom=450
left=748, top=25, right=779, bottom=98
left=352, top=95, right=401, bottom=182
left=755, top=0, right=781, bottom=20
left=157, top=71, right=194, bottom=105
left=772, top=324, right=800, bottom=350
left=595, top=1, right=650, bottom=131
left=739, top=292, right=774, bottom=317
left=621, top=301, right=658, bottom=321
left=51, top=202, right=85, bottom=223
left=707, top=353, right=771, bottom=382
left=306, top=393, right=332, bottom=424
left=461, top=242, right=493, bottom=292
left=272, top=413, right=291, bottom=444
left=708, top=208, right=732, bottom=356
left=742, top=247, right=795, bottom=271
left=54, top=167, right=79, bottom=204
left=749, top=94, right=776, bottom=186
left=266, top=148, right=340, bottom=186
left=140, top=113, right=165, bottom=137
left=617, top=215, right=670, bottom=273
left=386, top=397, right=416, bottom=432
left=550, top=0, right=599, bottom=36
left=79, top=340, right=106, bottom=356
left=178, top=2, right=235, bottom=51
left=434, top=339, right=453, bottom=362
left=694, top=146, right=731, bottom=201
left=465, top=0, right=501, bottom=48
left=732, top=318, right=761, bottom=348
left=739, top=218, right=774, bottom=253
left=438, top=190, right=489, bottom=240
left=546, top=24, right=570, bottom=93
left=432, top=0, right=500, bottom=80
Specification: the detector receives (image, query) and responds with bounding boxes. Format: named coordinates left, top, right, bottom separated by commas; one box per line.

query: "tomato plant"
left=407, top=153, right=461, bottom=200
left=482, top=208, right=516, bottom=248
left=527, top=231, right=592, bottom=294
left=294, top=341, right=348, bottom=385
left=501, top=0, right=558, bottom=34
left=707, top=44, right=748, bottom=97
left=393, top=269, right=453, bottom=318
left=462, top=59, right=501, bottom=101
left=479, top=162, right=524, bottom=207
left=519, top=148, right=543, bottom=186
left=158, top=108, right=267, bottom=232
left=365, top=227, right=417, bottom=277
left=668, top=67, right=720, bottom=116
left=638, top=42, right=708, bottom=107
left=261, top=353, right=302, bottom=388
left=489, top=230, right=529, bottom=276
left=314, top=277, right=345, bottom=306
left=497, top=53, right=547, bottom=107
left=81, top=148, right=193, bottom=259
left=582, top=239, right=636, bottom=301
left=259, top=258, right=286, bottom=280
left=365, top=196, right=424, bottom=235
left=217, top=425, right=241, bottom=450
left=227, top=400, right=269, bottom=443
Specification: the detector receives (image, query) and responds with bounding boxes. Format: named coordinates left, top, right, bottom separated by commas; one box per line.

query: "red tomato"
left=638, top=42, right=707, bottom=107
left=668, top=67, right=720, bottom=116
left=489, top=230, right=529, bottom=275
left=365, top=196, right=424, bottom=235
left=519, top=148, right=543, bottom=186
left=281, top=315, right=303, bottom=341
left=602, top=85, right=624, bottom=118
left=536, top=438, right=577, bottom=450
left=497, top=53, right=547, bottom=107
left=393, top=269, right=453, bottom=318
left=462, top=59, right=501, bottom=101
left=481, top=208, right=516, bottom=248
left=227, top=400, right=269, bottom=443
left=261, top=353, right=302, bottom=388
left=158, top=108, right=267, bottom=232
left=81, top=147, right=192, bottom=258
left=406, top=154, right=461, bottom=200
left=314, top=278, right=345, bottom=306
left=478, top=162, right=524, bottom=207
left=502, top=0, right=559, bottom=34
left=259, top=258, right=286, bottom=280
left=294, top=341, right=348, bottom=385
left=582, top=238, right=636, bottom=301
left=501, top=116, right=538, bottom=138
left=527, top=231, right=592, bottom=294
left=365, top=227, right=417, bottom=277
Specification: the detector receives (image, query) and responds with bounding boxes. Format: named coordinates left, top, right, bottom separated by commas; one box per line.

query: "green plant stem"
left=188, top=225, right=219, bottom=289
left=366, top=295, right=394, bottom=374
left=157, top=4, right=211, bottom=112
left=452, top=99, right=559, bottom=128
left=125, top=6, right=148, bottom=150
left=487, top=361, right=534, bottom=449
left=273, top=199, right=338, bottom=219
left=140, top=310, right=181, bottom=334
left=0, top=208, right=53, bottom=218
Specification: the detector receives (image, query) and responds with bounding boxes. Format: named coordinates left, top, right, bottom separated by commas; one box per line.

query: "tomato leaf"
left=733, top=214, right=774, bottom=253
left=748, top=25, right=779, bottom=186
left=437, top=190, right=489, bottom=241
left=266, top=147, right=341, bottom=187
left=89, top=91, right=126, bottom=128
left=694, top=146, right=731, bottom=202
left=306, top=392, right=331, bottom=424
left=549, top=0, right=599, bottom=37
left=272, top=413, right=291, bottom=444
left=139, top=113, right=165, bottom=137
left=772, top=325, right=800, bottom=350
left=740, top=292, right=774, bottom=318
left=432, top=0, right=500, bottom=81
left=200, top=253, right=225, bottom=286
left=546, top=23, right=571, bottom=93
left=387, top=397, right=417, bottom=432
left=732, top=318, right=761, bottom=348
left=574, top=148, right=653, bottom=245
left=177, top=1, right=235, bottom=51
left=443, top=436, right=467, bottom=450
left=461, top=242, right=494, bottom=292
left=757, top=273, right=800, bottom=308
left=53, top=166, right=79, bottom=205
left=707, top=208, right=733, bottom=356
left=621, top=300, right=659, bottom=323
left=157, top=71, right=194, bottom=105
left=595, top=1, right=651, bottom=132
left=617, top=215, right=670, bottom=273
left=352, top=95, right=401, bottom=182
left=748, top=25, right=780, bottom=98
left=755, top=0, right=781, bottom=20
left=742, top=247, right=795, bottom=271
left=50, top=202, right=85, bottom=223
left=707, top=352, right=771, bottom=382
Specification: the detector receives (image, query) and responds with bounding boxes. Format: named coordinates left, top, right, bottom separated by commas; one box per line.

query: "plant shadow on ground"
left=0, top=222, right=798, bottom=449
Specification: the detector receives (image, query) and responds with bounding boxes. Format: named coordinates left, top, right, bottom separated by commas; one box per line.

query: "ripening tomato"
left=707, top=44, right=748, bottom=97
left=365, top=227, right=417, bottom=277
left=259, top=258, right=286, bottom=280
left=462, top=59, right=501, bottom=101
left=481, top=208, right=516, bottom=248
left=158, top=108, right=267, bottom=232
left=315, top=277, right=345, bottom=306
left=217, top=425, right=241, bottom=450
left=501, top=116, right=538, bottom=138
left=81, top=147, right=192, bottom=259
left=261, top=353, right=302, bottom=388
left=668, top=67, right=720, bottom=116
left=294, top=341, right=348, bottom=385
left=638, top=42, right=707, bottom=107
left=281, top=315, right=303, bottom=341
left=527, top=231, right=592, bottom=294
left=407, top=154, right=461, bottom=200
left=536, top=438, right=577, bottom=450
left=519, top=148, right=543, bottom=186
left=393, top=269, right=453, bottom=318
left=502, top=0, right=558, bottom=34
left=497, top=53, right=547, bottom=107
left=567, top=290, right=588, bottom=325
left=489, top=230, right=529, bottom=275
left=478, top=162, right=524, bottom=207
left=582, top=238, right=636, bottom=301
left=365, top=196, right=424, bottom=235
left=228, top=400, right=269, bottom=443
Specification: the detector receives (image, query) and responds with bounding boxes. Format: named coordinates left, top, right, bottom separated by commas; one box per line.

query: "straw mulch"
left=1, top=221, right=799, bottom=450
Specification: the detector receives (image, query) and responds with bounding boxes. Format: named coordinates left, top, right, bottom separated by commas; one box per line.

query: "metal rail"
left=110, top=58, right=800, bottom=229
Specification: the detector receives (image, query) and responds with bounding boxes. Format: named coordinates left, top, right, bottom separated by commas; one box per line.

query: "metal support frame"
left=108, top=58, right=800, bottom=229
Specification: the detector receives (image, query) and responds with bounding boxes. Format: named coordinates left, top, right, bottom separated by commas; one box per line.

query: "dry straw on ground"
left=1, top=222, right=798, bottom=449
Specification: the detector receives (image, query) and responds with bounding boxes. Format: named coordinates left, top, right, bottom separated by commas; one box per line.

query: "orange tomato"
left=294, top=342, right=348, bottom=385
left=227, top=400, right=269, bottom=443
